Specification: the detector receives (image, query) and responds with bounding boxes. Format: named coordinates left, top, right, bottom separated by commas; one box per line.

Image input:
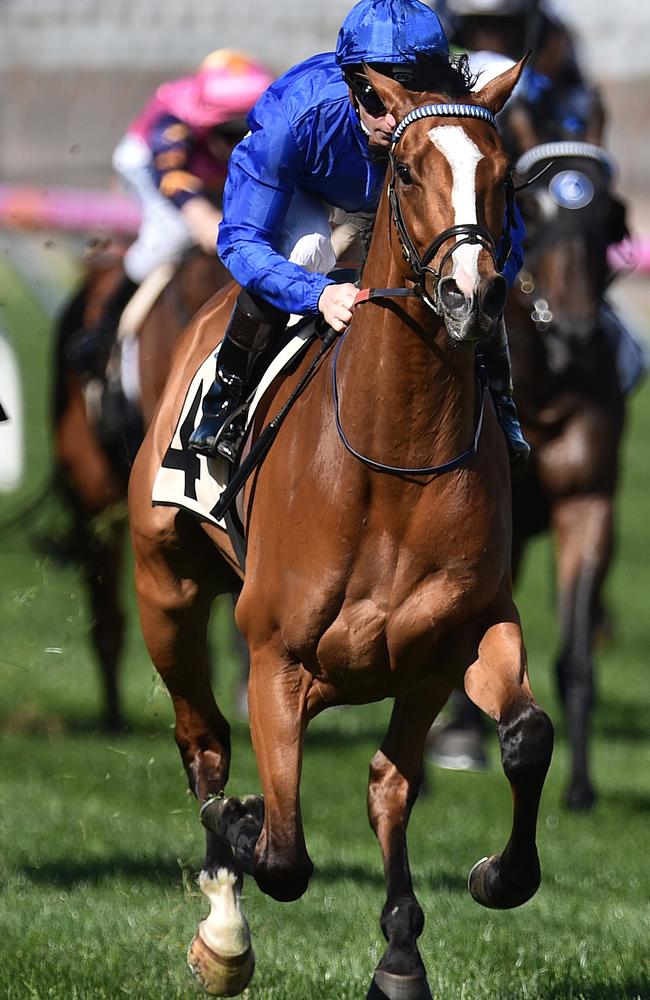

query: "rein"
left=331, top=287, right=487, bottom=477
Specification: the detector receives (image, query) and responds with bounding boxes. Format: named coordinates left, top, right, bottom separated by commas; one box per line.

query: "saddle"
left=153, top=312, right=324, bottom=567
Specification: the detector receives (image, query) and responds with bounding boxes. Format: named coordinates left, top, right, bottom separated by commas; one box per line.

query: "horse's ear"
left=362, top=65, right=410, bottom=117
left=474, top=52, right=531, bottom=115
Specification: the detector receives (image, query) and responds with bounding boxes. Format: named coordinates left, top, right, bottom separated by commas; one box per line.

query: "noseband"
left=388, top=103, right=515, bottom=313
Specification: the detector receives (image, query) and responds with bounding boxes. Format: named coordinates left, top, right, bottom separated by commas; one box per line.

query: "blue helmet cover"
left=335, top=0, right=449, bottom=67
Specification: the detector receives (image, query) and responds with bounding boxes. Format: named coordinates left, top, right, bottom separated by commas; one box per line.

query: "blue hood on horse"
left=335, top=0, right=449, bottom=66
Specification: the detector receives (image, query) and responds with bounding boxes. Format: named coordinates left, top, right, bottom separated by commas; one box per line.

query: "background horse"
left=507, top=140, right=631, bottom=810
left=129, top=60, right=554, bottom=998
left=54, top=243, right=231, bottom=730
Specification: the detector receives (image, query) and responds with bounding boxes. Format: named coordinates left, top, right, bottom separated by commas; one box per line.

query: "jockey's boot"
left=479, top=320, right=530, bottom=467
left=188, top=290, right=288, bottom=460
left=66, top=266, right=139, bottom=378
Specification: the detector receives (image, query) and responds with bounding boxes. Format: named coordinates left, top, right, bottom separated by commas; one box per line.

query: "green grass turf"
left=0, top=256, right=649, bottom=998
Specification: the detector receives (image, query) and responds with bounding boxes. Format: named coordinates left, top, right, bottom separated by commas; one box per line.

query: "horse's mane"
left=407, top=52, right=478, bottom=98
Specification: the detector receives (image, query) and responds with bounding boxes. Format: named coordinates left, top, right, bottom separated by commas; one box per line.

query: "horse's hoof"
left=188, top=933, right=255, bottom=997
left=468, top=854, right=540, bottom=910
left=366, top=969, right=433, bottom=1000
left=564, top=782, right=596, bottom=812
left=221, top=795, right=265, bottom=872
left=201, top=795, right=264, bottom=874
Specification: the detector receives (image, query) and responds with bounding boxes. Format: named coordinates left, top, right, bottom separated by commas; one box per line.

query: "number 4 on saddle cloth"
left=152, top=315, right=320, bottom=565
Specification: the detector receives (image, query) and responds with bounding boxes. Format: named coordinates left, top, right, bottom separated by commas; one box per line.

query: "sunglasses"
left=348, top=76, right=387, bottom=119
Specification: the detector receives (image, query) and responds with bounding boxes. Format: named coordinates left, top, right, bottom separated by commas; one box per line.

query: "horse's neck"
left=339, top=209, right=477, bottom=469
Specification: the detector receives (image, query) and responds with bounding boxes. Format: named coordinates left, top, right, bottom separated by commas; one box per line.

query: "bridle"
left=329, top=100, right=518, bottom=478
left=387, top=102, right=517, bottom=313
left=512, top=142, right=615, bottom=335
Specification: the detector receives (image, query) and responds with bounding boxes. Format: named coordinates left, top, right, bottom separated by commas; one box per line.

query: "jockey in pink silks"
left=68, top=49, right=273, bottom=377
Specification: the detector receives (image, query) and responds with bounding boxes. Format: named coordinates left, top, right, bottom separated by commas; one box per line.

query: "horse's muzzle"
left=439, top=274, right=507, bottom=343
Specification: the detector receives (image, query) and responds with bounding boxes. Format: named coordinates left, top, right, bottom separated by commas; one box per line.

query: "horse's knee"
left=498, top=703, right=554, bottom=783
left=253, top=839, right=313, bottom=902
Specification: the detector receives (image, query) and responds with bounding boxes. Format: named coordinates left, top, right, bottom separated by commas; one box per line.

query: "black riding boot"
left=188, top=290, right=288, bottom=460
left=66, top=267, right=139, bottom=378
left=479, top=320, right=530, bottom=467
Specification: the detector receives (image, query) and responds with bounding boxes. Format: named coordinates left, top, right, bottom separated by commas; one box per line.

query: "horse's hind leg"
left=367, top=676, right=452, bottom=1000
left=552, top=496, right=613, bottom=811
left=131, top=501, right=253, bottom=996
left=463, top=602, right=554, bottom=910
left=83, top=520, right=126, bottom=732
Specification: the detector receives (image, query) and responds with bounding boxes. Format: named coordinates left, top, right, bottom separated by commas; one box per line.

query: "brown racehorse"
left=54, top=243, right=231, bottom=730
left=506, top=139, right=630, bottom=811
left=129, top=60, right=554, bottom=998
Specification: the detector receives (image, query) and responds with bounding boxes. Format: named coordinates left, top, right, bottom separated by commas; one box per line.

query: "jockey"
left=188, top=0, right=531, bottom=465
left=67, top=50, right=273, bottom=377
left=431, top=0, right=605, bottom=140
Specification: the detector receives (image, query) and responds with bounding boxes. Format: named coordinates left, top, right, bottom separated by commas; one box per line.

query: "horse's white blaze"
left=428, top=125, right=484, bottom=297
left=197, top=868, right=251, bottom=957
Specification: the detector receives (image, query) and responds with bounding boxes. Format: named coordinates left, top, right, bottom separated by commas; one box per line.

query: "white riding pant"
left=277, top=189, right=372, bottom=276
left=112, top=134, right=194, bottom=284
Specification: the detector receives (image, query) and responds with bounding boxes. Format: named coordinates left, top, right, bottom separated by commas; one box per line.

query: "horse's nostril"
left=481, top=276, right=508, bottom=320
left=439, top=277, right=468, bottom=314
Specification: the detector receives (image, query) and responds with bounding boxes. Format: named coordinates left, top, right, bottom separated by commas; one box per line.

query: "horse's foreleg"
left=552, top=495, right=613, bottom=811
left=367, top=677, right=452, bottom=1000
left=464, top=607, right=554, bottom=910
left=131, top=507, right=252, bottom=996
left=246, top=649, right=313, bottom=902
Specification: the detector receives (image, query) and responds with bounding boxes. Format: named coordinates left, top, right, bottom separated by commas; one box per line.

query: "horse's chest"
left=313, top=563, right=488, bottom=694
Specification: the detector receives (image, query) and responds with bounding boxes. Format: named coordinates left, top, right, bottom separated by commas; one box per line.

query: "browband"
left=392, top=103, right=498, bottom=146
left=515, top=141, right=615, bottom=179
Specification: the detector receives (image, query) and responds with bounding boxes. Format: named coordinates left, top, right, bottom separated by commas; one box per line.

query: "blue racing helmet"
left=335, top=0, right=449, bottom=68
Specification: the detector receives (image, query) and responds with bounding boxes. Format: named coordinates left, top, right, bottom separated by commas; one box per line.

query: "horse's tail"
left=0, top=466, right=115, bottom=565
left=52, top=279, right=88, bottom=424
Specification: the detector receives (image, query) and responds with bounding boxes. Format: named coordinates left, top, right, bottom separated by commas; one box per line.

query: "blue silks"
left=218, top=52, right=386, bottom=315
left=218, top=52, right=524, bottom=315
left=335, top=0, right=448, bottom=66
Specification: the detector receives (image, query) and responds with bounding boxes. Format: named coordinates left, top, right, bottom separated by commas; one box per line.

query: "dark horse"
left=54, top=243, right=231, bottom=730
left=507, top=138, right=630, bottom=811
left=130, top=60, right=554, bottom=998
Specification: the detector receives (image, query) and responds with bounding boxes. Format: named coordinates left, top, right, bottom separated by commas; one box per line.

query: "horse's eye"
left=396, top=163, right=412, bottom=185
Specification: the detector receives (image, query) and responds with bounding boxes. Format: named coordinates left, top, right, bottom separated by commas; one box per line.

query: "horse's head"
left=365, top=57, right=528, bottom=343
left=512, top=143, right=627, bottom=371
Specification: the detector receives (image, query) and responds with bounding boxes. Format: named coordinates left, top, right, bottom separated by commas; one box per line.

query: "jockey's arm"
left=217, top=90, right=336, bottom=317
left=180, top=198, right=222, bottom=255
left=150, top=114, right=222, bottom=254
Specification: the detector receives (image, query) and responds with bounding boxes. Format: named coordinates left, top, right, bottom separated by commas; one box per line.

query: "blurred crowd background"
left=1, top=0, right=649, bottom=203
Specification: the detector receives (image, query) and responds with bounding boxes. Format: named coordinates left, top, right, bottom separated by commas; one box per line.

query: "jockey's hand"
left=318, top=282, right=358, bottom=333
left=181, top=197, right=222, bottom=255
